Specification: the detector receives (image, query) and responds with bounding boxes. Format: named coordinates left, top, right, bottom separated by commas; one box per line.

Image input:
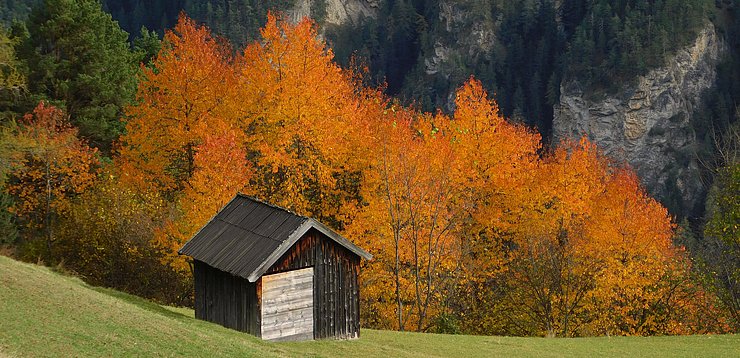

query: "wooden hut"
left=178, top=194, right=372, bottom=341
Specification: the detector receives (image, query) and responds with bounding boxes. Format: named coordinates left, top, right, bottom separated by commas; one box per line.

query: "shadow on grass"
left=90, top=286, right=192, bottom=321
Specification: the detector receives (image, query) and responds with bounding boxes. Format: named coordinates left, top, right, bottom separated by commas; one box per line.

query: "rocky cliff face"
left=553, top=24, right=725, bottom=215
left=291, top=0, right=497, bottom=109
left=288, top=0, right=380, bottom=28
left=426, top=0, right=496, bottom=73
left=423, top=1, right=497, bottom=108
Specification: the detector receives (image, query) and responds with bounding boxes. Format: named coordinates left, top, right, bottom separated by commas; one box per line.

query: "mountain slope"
left=554, top=23, right=725, bottom=217
left=0, top=255, right=739, bottom=357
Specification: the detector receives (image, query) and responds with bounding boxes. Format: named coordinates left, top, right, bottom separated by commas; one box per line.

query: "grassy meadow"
left=0, top=255, right=737, bottom=357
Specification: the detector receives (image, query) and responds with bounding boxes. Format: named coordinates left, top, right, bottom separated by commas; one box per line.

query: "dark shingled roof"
left=178, top=194, right=372, bottom=282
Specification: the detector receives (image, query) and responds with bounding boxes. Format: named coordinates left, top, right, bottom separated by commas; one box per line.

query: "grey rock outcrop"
left=288, top=0, right=379, bottom=28
left=553, top=24, right=725, bottom=215
left=424, top=1, right=497, bottom=109
left=290, top=0, right=498, bottom=111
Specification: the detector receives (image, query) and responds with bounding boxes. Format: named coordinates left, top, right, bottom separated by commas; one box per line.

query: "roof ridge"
left=236, top=193, right=308, bottom=219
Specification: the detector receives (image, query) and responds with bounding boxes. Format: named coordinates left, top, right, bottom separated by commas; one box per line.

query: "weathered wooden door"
left=260, top=267, right=314, bottom=341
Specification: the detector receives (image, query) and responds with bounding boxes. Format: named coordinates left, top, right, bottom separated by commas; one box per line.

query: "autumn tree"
left=119, top=14, right=240, bottom=196
left=449, top=79, right=541, bottom=282
left=3, top=102, right=98, bottom=260
left=348, top=104, right=466, bottom=332
left=238, top=13, right=367, bottom=226
left=491, top=139, right=607, bottom=336
left=349, top=78, right=542, bottom=333
left=580, top=169, right=670, bottom=334
left=446, top=78, right=542, bottom=334
left=490, top=137, right=717, bottom=337
left=118, top=14, right=249, bottom=273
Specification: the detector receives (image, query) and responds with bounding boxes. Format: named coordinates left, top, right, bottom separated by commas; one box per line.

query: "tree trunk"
left=395, top=234, right=404, bottom=331
left=45, top=161, right=52, bottom=260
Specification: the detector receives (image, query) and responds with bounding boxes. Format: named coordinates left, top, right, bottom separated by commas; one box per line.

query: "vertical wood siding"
left=194, top=260, right=260, bottom=336
left=267, top=229, right=362, bottom=339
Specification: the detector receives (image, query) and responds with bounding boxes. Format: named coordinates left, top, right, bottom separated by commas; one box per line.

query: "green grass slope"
left=0, top=255, right=737, bottom=357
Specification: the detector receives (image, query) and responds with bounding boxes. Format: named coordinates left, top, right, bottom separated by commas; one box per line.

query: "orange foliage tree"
left=584, top=169, right=701, bottom=335
left=499, top=139, right=612, bottom=336
left=118, top=15, right=250, bottom=272
left=446, top=79, right=542, bottom=334
left=348, top=105, right=465, bottom=332
left=495, top=139, right=717, bottom=336
left=351, top=79, right=542, bottom=333
left=238, top=14, right=367, bottom=225
left=3, top=102, right=98, bottom=260
left=119, top=14, right=242, bottom=197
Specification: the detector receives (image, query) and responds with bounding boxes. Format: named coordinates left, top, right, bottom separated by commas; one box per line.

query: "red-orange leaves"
left=496, top=137, right=695, bottom=336
left=451, top=78, right=541, bottom=234
left=5, top=102, right=98, bottom=258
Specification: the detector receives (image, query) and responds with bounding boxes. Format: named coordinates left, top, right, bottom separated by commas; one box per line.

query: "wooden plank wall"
left=261, top=267, right=314, bottom=341
left=267, top=230, right=362, bottom=339
left=194, top=261, right=260, bottom=336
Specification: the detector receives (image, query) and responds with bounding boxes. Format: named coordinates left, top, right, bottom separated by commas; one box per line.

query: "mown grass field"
left=0, top=255, right=737, bottom=357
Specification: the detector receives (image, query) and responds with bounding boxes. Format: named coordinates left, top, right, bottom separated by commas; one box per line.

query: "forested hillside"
left=0, top=0, right=737, bottom=338
left=3, top=1, right=735, bottom=215
left=2, top=1, right=734, bottom=141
